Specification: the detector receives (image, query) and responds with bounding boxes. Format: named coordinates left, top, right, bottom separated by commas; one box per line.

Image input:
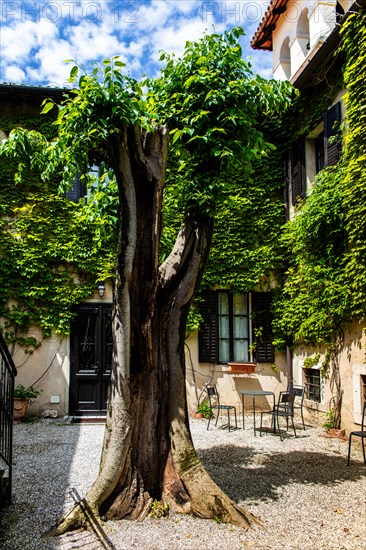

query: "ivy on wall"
left=272, top=8, right=366, bottom=349
left=341, top=9, right=366, bottom=318
left=202, top=152, right=286, bottom=293
left=0, top=111, right=117, bottom=350
left=1, top=10, right=364, bottom=354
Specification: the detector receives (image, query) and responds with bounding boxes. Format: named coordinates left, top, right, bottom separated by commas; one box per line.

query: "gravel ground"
left=0, top=416, right=365, bottom=550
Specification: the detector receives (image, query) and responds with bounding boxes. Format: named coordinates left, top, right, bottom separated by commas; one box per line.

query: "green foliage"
left=196, top=400, right=213, bottom=419
left=202, top=151, right=286, bottom=292
left=0, top=188, right=115, bottom=345
left=13, top=384, right=41, bottom=400
left=148, top=28, right=293, bottom=217
left=0, top=111, right=117, bottom=349
left=273, top=166, right=349, bottom=347
left=303, top=354, right=321, bottom=369
left=148, top=500, right=169, bottom=519
left=322, top=408, right=338, bottom=430
left=0, top=29, right=294, bottom=352
left=272, top=9, right=366, bottom=349
left=340, top=10, right=366, bottom=318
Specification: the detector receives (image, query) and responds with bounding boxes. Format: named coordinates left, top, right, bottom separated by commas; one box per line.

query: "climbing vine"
left=1, top=11, right=365, bottom=355
left=0, top=111, right=117, bottom=351
left=272, top=8, right=366, bottom=348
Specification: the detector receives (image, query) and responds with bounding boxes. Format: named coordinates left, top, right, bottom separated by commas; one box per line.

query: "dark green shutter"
left=291, top=139, right=306, bottom=205
left=65, top=176, right=86, bottom=202
left=284, top=151, right=290, bottom=220
left=252, top=292, right=275, bottom=363
left=198, top=290, right=218, bottom=363
left=324, top=102, right=341, bottom=167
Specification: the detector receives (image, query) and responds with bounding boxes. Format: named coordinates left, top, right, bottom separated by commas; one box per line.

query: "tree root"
left=43, top=503, right=87, bottom=538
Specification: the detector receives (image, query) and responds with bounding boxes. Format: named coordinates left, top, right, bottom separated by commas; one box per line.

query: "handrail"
left=0, top=332, right=17, bottom=506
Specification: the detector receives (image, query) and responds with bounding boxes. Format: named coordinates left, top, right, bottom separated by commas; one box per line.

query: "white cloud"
left=65, top=20, right=121, bottom=62
left=0, top=0, right=272, bottom=85
left=4, top=65, right=26, bottom=83
left=1, top=19, right=58, bottom=63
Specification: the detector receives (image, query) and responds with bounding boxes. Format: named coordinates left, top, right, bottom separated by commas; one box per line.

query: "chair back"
left=289, top=385, right=304, bottom=407
left=277, top=391, right=295, bottom=414
left=206, top=385, right=220, bottom=408
left=291, top=385, right=304, bottom=399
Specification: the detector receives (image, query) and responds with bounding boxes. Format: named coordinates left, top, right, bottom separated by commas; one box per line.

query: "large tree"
left=4, top=29, right=292, bottom=532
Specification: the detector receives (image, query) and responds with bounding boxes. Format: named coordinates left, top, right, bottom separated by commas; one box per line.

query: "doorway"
left=69, top=304, right=112, bottom=417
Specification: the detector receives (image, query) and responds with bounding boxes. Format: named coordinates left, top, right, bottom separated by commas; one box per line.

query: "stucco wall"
left=186, top=318, right=365, bottom=435
left=185, top=333, right=288, bottom=416
left=291, top=319, right=366, bottom=432
left=11, top=285, right=113, bottom=418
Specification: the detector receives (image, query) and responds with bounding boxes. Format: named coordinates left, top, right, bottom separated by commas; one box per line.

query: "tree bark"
left=47, top=126, right=258, bottom=536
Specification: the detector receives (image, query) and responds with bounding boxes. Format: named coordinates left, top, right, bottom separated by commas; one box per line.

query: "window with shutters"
left=198, top=290, right=274, bottom=364
left=287, top=101, right=342, bottom=209
left=217, top=292, right=249, bottom=363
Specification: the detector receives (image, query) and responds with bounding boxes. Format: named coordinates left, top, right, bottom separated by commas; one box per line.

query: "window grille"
left=361, top=374, right=366, bottom=406
left=303, top=368, right=321, bottom=402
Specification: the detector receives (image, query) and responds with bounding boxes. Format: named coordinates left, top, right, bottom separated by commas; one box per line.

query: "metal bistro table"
left=241, top=390, right=275, bottom=436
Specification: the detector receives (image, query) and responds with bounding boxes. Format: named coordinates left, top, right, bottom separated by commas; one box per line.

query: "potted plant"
left=191, top=400, right=213, bottom=419
left=322, top=408, right=345, bottom=438
left=13, top=385, right=41, bottom=422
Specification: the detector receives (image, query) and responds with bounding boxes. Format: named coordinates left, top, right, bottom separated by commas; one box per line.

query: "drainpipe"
left=286, top=344, right=293, bottom=389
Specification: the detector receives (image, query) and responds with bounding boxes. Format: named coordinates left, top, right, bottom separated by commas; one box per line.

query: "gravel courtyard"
left=0, top=416, right=365, bottom=550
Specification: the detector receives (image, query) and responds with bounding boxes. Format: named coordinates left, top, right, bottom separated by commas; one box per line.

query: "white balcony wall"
left=308, top=1, right=337, bottom=49
left=271, top=0, right=355, bottom=81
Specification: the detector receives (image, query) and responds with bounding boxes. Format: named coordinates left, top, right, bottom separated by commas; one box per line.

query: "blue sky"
left=0, top=1, right=273, bottom=86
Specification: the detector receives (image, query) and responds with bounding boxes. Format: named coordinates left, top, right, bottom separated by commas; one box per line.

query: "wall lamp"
left=97, top=282, right=105, bottom=298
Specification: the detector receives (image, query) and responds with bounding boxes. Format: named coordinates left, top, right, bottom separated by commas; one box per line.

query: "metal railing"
left=0, top=333, right=17, bottom=506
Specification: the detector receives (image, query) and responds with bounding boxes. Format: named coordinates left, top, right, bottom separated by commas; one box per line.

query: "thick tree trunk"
left=47, top=126, right=258, bottom=536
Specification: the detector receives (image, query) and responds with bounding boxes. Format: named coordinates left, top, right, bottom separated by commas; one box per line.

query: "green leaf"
left=40, top=102, right=54, bottom=115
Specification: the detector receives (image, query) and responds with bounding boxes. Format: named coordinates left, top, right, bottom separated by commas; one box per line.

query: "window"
left=65, top=176, right=86, bottom=202
left=65, top=164, right=102, bottom=203
left=279, top=37, right=291, bottom=80
left=287, top=102, right=342, bottom=207
left=361, top=374, right=366, bottom=406
left=295, top=8, right=310, bottom=61
left=217, top=292, right=249, bottom=363
left=198, top=291, right=274, bottom=364
left=303, top=368, right=321, bottom=402
left=324, top=102, right=341, bottom=167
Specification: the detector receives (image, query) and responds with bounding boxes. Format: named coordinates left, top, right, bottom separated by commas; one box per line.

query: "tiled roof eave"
left=250, top=0, right=289, bottom=50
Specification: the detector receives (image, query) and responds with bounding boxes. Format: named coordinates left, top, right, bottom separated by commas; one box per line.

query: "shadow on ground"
left=197, top=444, right=366, bottom=504
left=0, top=420, right=104, bottom=550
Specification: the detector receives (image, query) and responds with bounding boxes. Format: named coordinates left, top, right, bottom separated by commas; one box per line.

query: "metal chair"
left=290, top=385, right=306, bottom=430
left=347, top=401, right=366, bottom=466
left=205, top=385, right=237, bottom=431
left=260, top=390, right=297, bottom=440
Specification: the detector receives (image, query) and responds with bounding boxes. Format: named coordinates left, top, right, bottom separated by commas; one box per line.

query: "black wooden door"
left=69, top=304, right=112, bottom=417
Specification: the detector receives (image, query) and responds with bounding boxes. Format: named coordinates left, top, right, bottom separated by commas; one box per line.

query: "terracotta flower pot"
left=327, top=428, right=346, bottom=438
left=13, top=398, right=30, bottom=422
left=227, top=363, right=256, bottom=374
left=191, top=412, right=205, bottom=419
